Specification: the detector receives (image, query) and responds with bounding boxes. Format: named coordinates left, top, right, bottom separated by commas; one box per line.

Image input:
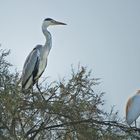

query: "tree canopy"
left=0, top=49, right=140, bottom=140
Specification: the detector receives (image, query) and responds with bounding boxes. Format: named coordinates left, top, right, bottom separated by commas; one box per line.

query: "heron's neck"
left=42, top=25, right=52, bottom=52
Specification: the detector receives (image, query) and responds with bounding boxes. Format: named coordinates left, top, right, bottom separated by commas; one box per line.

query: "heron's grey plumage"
left=21, top=18, right=66, bottom=90
left=22, top=45, right=42, bottom=89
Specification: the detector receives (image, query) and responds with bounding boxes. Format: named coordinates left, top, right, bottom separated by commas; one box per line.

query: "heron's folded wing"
left=22, top=46, right=41, bottom=87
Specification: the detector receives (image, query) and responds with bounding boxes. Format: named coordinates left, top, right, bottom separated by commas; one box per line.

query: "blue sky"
left=0, top=0, right=140, bottom=117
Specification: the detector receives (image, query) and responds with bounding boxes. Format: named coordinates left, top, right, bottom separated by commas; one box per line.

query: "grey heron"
left=21, top=18, right=66, bottom=90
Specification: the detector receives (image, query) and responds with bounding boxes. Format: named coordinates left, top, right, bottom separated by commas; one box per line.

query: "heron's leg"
left=31, top=87, right=33, bottom=93
left=135, top=120, right=137, bottom=128
left=31, top=87, right=35, bottom=102
left=36, top=82, right=45, bottom=100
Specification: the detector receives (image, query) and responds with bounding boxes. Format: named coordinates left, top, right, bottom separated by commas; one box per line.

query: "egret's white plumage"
left=126, top=90, right=140, bottom=125
left=21, top=18, right=66, bottom=90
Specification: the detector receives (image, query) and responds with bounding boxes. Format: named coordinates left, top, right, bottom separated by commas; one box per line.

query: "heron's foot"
left=36, top=82, right=41, bottom=93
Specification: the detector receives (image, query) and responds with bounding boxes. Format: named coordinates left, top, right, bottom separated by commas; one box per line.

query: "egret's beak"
left=52, top=20, right=67, bottom=25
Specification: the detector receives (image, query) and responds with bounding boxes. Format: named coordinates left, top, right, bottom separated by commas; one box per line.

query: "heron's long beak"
left=53, top=20, right=67, bottom=25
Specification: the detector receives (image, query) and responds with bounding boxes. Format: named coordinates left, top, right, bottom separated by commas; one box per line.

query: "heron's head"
left=43, top=18, right=66, bottom=28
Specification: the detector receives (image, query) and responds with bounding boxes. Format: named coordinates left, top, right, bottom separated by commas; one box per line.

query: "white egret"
left=126, top=90, right=140, bottom=127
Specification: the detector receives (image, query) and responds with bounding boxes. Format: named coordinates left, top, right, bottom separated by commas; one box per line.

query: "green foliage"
left=0, top=49, right=140, bottom=140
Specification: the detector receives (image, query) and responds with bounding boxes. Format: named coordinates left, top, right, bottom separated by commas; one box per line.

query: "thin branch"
left=25, top=118, right=140, bottom=137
